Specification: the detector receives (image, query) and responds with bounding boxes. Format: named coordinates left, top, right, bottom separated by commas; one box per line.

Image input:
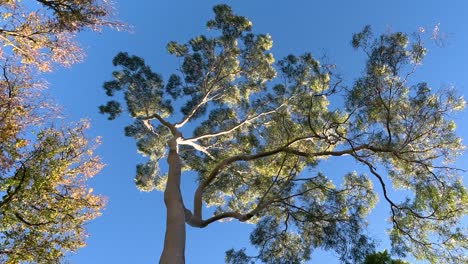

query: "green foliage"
left=101, top=52, right=173, bottom=120
left=35, top=0, right=116, bottom=31
left=225, top=248, right=253, bottom=264
left=364, top=250, right=409, bottom=264
left=98, top=100, right=122, bottom=120
left=101, top=5, right=466, bottom=264
left=0, top=122, right=104, bottom=264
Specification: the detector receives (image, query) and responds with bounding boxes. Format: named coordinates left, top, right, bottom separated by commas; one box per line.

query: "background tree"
left=100, top=5, right=466, bottom=264
left=0, top=0, right=121, bottom=71
left=0, top=120, right=103, bottom=263
left=1, top=0, right=119, bottom=262
left=364, top=250, right=409, bottom=264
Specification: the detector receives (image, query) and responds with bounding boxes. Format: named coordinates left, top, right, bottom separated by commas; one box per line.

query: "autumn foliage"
left=0, top=0, right=118, bottom=262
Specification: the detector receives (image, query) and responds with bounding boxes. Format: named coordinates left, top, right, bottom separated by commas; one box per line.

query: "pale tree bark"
left=159, top=137, right=186, bottom=264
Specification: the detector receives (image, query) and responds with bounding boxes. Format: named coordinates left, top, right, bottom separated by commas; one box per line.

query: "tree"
left=100, top=5, right=467, bottom=264
left=0, top=0, right=121, bottom=71
left=364, top=250, right=409, bottom=264
left=0, top=120, right=104, bottom=263
left=1, top=0, right=119, bottom=262
left=0, top=60, right=105, bottom=263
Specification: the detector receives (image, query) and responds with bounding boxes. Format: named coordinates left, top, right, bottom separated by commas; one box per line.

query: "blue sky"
left=45, top=1, right=468, bottom=263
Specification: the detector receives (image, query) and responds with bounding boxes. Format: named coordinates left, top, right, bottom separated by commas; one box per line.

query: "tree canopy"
left=0, top=121, right=103, bottom=263
left=100, top=4, right=466, bottom=264
left=1, top=0, right=118, bottom=262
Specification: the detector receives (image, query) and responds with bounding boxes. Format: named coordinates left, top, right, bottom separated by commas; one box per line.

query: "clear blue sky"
left=45, top=1, right=467, bottom=263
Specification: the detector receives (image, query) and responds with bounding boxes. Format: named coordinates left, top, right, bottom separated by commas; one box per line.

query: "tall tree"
left=1, top=0, right=119, bottom=262
left=100, top=5, right=466, bottom=264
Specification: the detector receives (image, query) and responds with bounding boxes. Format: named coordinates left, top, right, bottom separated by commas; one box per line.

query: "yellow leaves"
left=447, top=120, right=456, bottom=131
left=0, top=1, right=119, bottom=262
left=258, top=34, right=273, bottom=51
left=0, top=0, right=117, bottom=72
left=37, top=60, right=51, bottom=72
left=453, top=96, right=466, bottom=111
left=0, top=120, right=105, bottom=261
left=265, top=53, right=275, bottom=64
left=373, top=64, right=388, bottom=76
left=19, top=55, right=34, bottom=65
left=81, top=156, right=104, bottom=177
left=2, top=12, right=12, bottom=20
left=13, top=138, right=26, bottom=148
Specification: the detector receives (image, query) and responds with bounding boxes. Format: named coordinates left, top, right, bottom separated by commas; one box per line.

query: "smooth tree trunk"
left=159, top=138, right=186, bottom=264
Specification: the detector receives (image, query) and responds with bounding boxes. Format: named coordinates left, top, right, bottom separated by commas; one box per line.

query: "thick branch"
left=138, top=113, right=178, bottom=136
left=174, top=92, right=211, bottom=129
left=0, top=165, right=28, bottom=209
left=178, top=140, right=214, bottom=159
left=189, top=140, right=389, bottom=227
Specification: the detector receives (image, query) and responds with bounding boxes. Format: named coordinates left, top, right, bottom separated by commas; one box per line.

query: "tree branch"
left=138, top=113, right=178, bottom=136
left=178, top=140, right=214, bottom=159
left=174, top=91, right=211, bottom=128
left=188, top=139, right=389, bottom=227
left=14, top=212, right=53, bottom=226
left=184, top=106, right=284, bottom=142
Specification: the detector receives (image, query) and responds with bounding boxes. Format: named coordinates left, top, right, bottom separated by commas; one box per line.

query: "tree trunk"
left=159, top=138, right=186, bottom=264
